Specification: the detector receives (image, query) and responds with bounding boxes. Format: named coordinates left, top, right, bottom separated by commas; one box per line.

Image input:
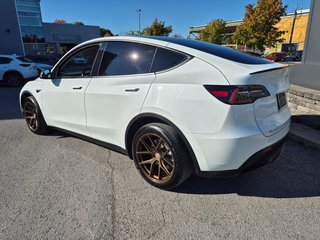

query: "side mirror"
left=40, top=69, right=52, bottom=79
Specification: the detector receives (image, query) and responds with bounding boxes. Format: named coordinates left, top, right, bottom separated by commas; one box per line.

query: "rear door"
left=85, top=41, right=156, bottom=147
left=41, top=44, right=100, bottom=135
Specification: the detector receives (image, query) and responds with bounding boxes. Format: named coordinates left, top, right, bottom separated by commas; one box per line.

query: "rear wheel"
left=23, top=96, right=49, bottom=135
left=132, top=123, right=193, bottom=190
left=5, top=72, right=23, bottom=87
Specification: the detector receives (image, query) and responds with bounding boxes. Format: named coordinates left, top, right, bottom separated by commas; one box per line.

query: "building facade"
left=0, top=0, right=25, bottom=55
left=267, top=10, right=309, bottom=53
left=0, top=0, right=100, bottom=56
left=290, top=0, right=320, bottom=90
left=189, top=10, right=309, bottom=54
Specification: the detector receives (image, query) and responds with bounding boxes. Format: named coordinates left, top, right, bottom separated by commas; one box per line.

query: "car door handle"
left=125, top=88, right=140, bottom=92
left=73, top=86, right=82, bottom=90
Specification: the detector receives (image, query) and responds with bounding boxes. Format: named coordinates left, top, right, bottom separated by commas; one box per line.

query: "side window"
left=151, top=48, right=188, bottom=72
left=58, top=45, right=99, bottom=78
left=0, top=57, right=13, bottom=64
left=98, top=42, right=156, bottom=76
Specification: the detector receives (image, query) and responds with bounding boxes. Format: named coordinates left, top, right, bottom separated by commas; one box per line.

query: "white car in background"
left=0, top=54, right=38, bottom=87
left=19, top=36, right=290, bottom=189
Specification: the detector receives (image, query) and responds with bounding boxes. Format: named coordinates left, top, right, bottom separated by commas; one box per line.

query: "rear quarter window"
left=151, top=48, right=188, bottom=72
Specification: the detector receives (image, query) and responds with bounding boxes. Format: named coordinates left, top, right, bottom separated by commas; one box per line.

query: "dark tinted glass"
left=27, top=56, right=59, bottom=65
left=58, top=45, right=99, bottom=77
left=0, top=57, right=12, bottom=64
left=144, top=37, right=271, bottom=65
left=151, top=48, right=187, bottom=72
left=99, top=42, right=156, bottom=76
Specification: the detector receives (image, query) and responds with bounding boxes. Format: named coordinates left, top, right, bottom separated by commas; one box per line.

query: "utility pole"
left=137, top=9, right=141, bottom=35
left=289, top=3, right=298, bottom=53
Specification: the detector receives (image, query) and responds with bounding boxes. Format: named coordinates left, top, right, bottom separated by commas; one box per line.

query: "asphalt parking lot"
left=1, top=87, right=320, bottom=240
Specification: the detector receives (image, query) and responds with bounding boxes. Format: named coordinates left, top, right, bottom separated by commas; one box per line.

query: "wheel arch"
left=20, top=90, right=33, bottom=108
left=4, top=70, right=23, bottom=80
left=20, top=90, right=42, bottom=115
left=125, top=113, right=200, bottom=174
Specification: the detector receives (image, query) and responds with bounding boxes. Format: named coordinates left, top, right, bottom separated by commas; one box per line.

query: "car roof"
left=0, top=54, right=14, bottom=59
left=0, top=54, right=24, bottom=59
left=80, top=36, right=270, bottom=65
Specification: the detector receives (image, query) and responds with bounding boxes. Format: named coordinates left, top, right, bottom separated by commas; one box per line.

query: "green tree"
left=74, top=21, right=84, bottom=26
left=232, top=0, right=287, bottom=51
left=198, top=19, right=226, bottom=44
left=100, top=28, right=113, bottom=37
left=143, top=18, right=172, bottom=36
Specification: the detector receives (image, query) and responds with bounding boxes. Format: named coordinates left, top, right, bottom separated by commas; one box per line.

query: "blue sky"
left=40, top=0, right=311, bottom=37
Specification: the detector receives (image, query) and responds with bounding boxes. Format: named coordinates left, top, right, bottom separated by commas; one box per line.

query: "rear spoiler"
left=250, top=66, right=287, bottom=75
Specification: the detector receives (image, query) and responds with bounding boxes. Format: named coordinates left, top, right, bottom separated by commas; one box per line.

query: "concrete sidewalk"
left=289, top=122, right=320, bottom=149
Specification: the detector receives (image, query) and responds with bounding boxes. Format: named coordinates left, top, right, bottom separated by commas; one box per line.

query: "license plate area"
left=277, top=92, right=287, bottom=110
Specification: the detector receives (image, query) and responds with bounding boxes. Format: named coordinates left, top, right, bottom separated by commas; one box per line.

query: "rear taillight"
left=204, top=85, right=270, bottom=105
left=19, top=63, right=31, bottom=67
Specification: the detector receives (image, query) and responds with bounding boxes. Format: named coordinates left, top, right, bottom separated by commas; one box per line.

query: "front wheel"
left=132, top=123, right=193, bottom=190
left=23, top=96, right=49, bottom=135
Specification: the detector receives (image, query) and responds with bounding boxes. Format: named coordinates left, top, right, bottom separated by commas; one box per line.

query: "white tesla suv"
left=20, top=36, right=290, bottom=189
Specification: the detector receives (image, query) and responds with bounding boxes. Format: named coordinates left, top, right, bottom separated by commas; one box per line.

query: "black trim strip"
left=250, top=66, right=286, bottom=75
left=51, top=127, right=128, bottom=156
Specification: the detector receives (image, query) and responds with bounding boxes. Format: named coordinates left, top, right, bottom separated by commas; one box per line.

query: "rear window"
left=151, top=48, right=188, bottom=72
left=144, top=37, right=271, bottom=65
left=17, top=57, right=32, bottom=63
left=0, top=57, right=12, bottom=64
left=98, top=41, right=156, bottom=76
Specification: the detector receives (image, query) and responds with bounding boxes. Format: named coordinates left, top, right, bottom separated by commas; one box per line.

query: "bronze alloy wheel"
left=24, top=100, right=38, bottom=131
left=135, top=133, right=175, bottom=184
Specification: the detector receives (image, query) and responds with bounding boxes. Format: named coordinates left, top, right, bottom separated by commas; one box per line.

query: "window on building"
left=16, top=5, right=41, bottom=12
left=98, top=42, right=156, bottom=76
left=16, top=0, right=40, bottom=7
left=19, top=17, right=42, bottom=26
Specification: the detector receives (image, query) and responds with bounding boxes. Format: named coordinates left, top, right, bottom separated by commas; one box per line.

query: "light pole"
left=137, top=9, right=141, bottom=35
left=289, top=3, right=298, bottom=53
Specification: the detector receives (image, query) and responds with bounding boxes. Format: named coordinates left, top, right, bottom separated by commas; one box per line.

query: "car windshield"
left=143, top=36, right=271, bottom=65
left=17, top=57, right=33, bottom=63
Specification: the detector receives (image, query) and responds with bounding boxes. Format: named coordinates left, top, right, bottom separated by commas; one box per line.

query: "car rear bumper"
left=197, top=135, right=287, bottom=177
left=186, top=120, right=290, bottom=174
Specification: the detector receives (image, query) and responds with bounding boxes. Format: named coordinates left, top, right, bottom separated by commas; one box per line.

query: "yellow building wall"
left=266, top=14, right=309, bottom=53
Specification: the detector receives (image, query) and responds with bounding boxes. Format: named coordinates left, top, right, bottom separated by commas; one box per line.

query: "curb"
left=288, top=122, right=320, bottom=149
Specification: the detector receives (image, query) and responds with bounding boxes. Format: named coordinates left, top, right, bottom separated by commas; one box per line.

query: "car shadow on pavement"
left=176, top=139, right=320, bottom=198
left=0, top=87, right=23, bottom=120
left=291, top=114, right=320, bottom=131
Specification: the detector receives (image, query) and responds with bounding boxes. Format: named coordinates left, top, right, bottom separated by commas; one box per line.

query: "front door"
left=41, top=44, right=100, bottom=136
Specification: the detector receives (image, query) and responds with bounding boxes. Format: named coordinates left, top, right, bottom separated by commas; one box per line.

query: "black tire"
left=5, top=72, right=23, bottom=87
left=23, top=96, right=49, bottom=135
left=132, top=123, right=193, bottom=190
